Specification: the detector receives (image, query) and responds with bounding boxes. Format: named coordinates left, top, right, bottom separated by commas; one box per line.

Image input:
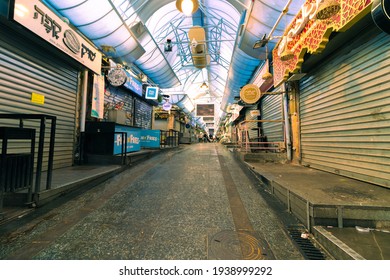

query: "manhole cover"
left=208, top=230, right=273, bottom=260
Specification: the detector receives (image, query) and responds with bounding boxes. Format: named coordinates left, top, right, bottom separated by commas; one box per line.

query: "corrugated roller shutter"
left=0, top=24, right=79, bottom=170
left=245, top=105, right=259, bottom=140
left=300, top=32, right=390, bottom=188
left=134, top=99, right=153, bottom=129
left=260, top=94, right=284, bottom=142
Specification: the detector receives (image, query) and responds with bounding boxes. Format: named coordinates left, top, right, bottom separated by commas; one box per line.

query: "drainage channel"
left=288, top=226, right=326, bottom=260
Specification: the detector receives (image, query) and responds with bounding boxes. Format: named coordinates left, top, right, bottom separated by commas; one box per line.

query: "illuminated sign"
left=273, top=0, right=372, bottom=87
left=145, top=86, right=159, bottom=100
left=13, top=0, right=101, bottom=74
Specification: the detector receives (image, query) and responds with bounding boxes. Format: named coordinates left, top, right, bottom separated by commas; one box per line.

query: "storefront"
left=0, top=0, right=102, bottom=170
left=273, top=0, right=390, bottom=188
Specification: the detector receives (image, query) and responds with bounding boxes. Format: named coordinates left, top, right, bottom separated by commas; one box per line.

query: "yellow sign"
left=31, top=92, right=45, bottom=105
left=240, top=84, right=261, bottom=104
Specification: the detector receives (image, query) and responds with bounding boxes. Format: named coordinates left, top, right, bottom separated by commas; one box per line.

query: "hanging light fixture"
left=176, top=0, right=199, bottom=16
left=200, top=82, right=208, bottom=90
left=262, top=46, right=273, bottom=80
left=262, top=71, right=273, bottom=80
left=316, top=0, right=341, bottom=20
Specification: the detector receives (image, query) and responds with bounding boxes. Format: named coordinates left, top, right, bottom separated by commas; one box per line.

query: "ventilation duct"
left=130, top=22, right=180, bottom=88
left=237, top=0, right=305, bottom=59
left=220, top=47, right=261, bottom=112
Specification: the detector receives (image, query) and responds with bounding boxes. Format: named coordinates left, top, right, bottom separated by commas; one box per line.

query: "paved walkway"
left=0, top=144, right=304, bottom=260
left=241, top=157, right=390, bottom=260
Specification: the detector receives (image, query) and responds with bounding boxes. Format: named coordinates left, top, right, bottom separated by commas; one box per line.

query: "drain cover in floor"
left=208, top=230, right=273, bottom=260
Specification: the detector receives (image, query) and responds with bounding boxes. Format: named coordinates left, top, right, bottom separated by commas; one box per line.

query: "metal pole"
left=80, top=70, right=88, bottom=133
left=35, top=117, right=45, bottom=194
left=283, top=83, right=292, bottom=161
left=46, top=117, right=56, bottom=190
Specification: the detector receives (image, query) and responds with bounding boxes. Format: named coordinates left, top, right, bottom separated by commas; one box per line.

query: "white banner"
left=91, top=74, right=105, bottom=119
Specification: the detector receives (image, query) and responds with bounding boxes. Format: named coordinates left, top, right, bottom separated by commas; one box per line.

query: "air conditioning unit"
left=188, top=26, right=210, bottom=69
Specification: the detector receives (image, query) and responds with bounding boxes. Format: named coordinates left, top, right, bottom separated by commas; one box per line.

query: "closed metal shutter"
left=260, top=94, right=284, bottom=142
left=0, top=24, right=79, bottom=170
left=134, top=99, right=153, bottom=129
left=245, top=105, right=259, bottom=140
left=300, top=31, right=390, bottom=188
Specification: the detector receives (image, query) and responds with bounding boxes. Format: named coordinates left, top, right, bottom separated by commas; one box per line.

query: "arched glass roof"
left=44, top=0, right=306, bottom=128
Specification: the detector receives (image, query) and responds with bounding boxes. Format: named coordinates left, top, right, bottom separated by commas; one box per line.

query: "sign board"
left=31, top=92, right=44, bottom=105
left=196, top=104, right=214, bottom=116
left=145, top=86, right=159, bottom=100
left=162, top=102, right=172, bottom=111
left=273, top=0, right=372, bottom=86
left=113, top=125, right=141, bottom=154
left=12, top=0, right=102, bottom=74
left=91, top=74, right=105, bottom=118
left=240, top=84, right=261, bottom=104
left=141, top=130, right=161, bottom=148
left=123, top=72, right=143, bottom=97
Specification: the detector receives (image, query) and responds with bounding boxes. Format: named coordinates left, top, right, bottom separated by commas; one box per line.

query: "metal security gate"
left=299, top=31, right=390, bottom=188
left=245, top=105, right=259, bottom=140
left=0, top=23, right=79, bottom=171
left=261, top=93, right=284, bottom=143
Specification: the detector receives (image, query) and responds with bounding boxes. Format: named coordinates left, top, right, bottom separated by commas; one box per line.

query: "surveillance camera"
left=191, top=38, right=198, bottom=48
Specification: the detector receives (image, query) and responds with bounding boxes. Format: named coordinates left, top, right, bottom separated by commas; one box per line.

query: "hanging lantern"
left=316, top=0, right=341, bottom=20
left=262, top=71, right=273, bottom=80
left=176, top=0, right=199, bottom=16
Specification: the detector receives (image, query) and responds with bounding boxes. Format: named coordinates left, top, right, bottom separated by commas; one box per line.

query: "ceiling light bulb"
left=182, top=0, right=194, bottom=16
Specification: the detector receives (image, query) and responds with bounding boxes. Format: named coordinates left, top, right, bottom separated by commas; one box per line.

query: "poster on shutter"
left=91, top=74, right=105, bottom=119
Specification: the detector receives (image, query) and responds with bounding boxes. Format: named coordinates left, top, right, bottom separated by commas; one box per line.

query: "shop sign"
left=113, top=126, right=141, bottom=154
left=162, top=102, right=172, bottom=111
left=123, top=72, right=143, bottom=97
left=273, top=0, right=372, bottom=87
left=141, top=130, right=161, bottom=148
left=12, top=0, right=101, bottom=74
left=240, top=84, right=261, bottom=104
left=145, top=86, right=159, bottom=100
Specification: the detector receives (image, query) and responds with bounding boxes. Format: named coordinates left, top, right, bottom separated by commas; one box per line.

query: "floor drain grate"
left=288, top=227, right=325, bottom=260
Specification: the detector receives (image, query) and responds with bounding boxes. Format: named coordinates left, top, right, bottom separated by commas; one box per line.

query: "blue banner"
left=141, top=130, right=161, bottom=148
left=123, top=72, right=143, bottom=97
left=113, top=125, right=141, bottom=154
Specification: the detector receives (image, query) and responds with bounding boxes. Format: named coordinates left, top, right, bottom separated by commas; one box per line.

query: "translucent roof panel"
left=43, top=0, right=308, bottom=128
